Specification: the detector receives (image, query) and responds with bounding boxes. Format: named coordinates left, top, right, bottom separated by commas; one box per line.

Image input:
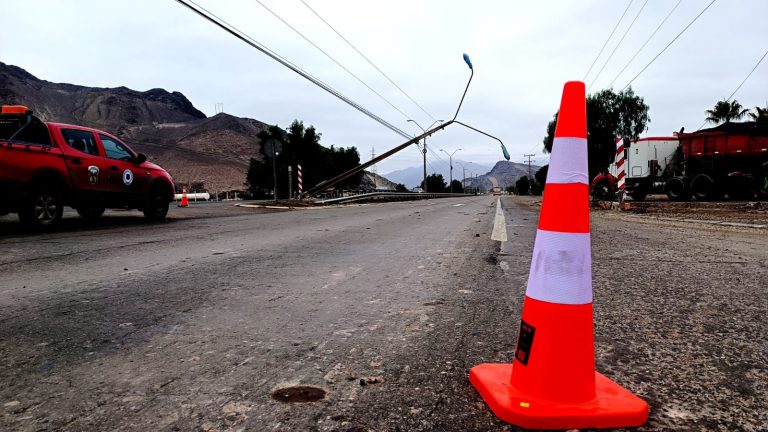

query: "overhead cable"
left=252, top=0, right=413, bottom=121
left=588, top=0, right=649, bottom=92
left=622, top=0, right=718, bottom=91
left=583, top=0, right=634, bottom=81
left=608, top=0, right=682, bottom=88
left=725, top=48, right=768, bottom=101
left=696, top=47, right=768, bottom=130
left=175, top=0, right=411, bottom=139
left=298, top=0, right=437, bottom=122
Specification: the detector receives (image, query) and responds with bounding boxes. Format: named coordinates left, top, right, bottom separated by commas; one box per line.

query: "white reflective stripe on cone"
left=525, top=230, right=593, bottom=305
left=546, top=137, right=589, bottom=185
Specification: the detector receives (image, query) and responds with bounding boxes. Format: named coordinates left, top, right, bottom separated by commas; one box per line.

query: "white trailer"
left=608, top=137, right=679, bottom=200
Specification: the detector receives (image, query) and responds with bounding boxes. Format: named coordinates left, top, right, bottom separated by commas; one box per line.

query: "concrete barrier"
left=173, top=192, right=210, bottom=201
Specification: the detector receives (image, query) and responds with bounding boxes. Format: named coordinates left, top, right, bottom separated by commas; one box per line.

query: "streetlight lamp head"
left=501, top=143, right=511, bottom=161
left=463, top=53, right=473, bottom=70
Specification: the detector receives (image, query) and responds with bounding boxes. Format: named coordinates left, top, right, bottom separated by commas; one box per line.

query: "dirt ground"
left=607, top=195, right=768, bottom=226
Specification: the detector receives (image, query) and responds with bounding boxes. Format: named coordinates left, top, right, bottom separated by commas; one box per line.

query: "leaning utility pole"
left=422, top=142, right=427, bottom=192
left=524, top=153, right=535, bottom=195
left=370, top=147, right=377, bottom=190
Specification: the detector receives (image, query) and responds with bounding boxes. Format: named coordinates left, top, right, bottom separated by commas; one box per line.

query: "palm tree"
left=705, top=100, right=749, bottom=124
left=748, top=105, right=768, bottom=122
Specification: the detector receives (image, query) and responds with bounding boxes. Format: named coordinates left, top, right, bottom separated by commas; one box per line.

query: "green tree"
left=450, top=179, right=464, bottom=194
left=542, top=87, right=650, bottom=179
left=530, top=181, right=543, bottom=195
left=515, top=176, right=530, bottom=195
left=246, top=120, right=362, bottom=197
left=245, top=158, right=271, bottom=198
left=394, top=183, right=408, bottom=192
left=705, top=100, right=749, bottom=125
left=421, top=173, right=448, bottom=193
left=535, top=165, right=548, bottom=187
left=748, top=105, right=768, bottom=122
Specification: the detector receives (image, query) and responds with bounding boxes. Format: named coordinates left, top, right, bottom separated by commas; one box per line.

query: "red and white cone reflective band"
left=297, top=164, right=303, bottom=194
left=525, top=230, right=592, bottom=304
left=526, top=124, right=591, bottom=304
left=616, top=138, right=626, bottom=190
left=469, top=81, right=648, bottom=430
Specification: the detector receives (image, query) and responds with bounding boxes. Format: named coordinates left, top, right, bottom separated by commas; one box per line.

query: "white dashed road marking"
left=490, top=198, right=508, bottom=242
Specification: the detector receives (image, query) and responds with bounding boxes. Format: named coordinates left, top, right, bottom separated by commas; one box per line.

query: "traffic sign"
left=265, top=139, right=282, bottom=158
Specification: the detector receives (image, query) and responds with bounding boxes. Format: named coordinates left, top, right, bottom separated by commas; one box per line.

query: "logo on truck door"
left=122, top=169, right=134, bottom=186
left=87, top=166, right=99, bottom=184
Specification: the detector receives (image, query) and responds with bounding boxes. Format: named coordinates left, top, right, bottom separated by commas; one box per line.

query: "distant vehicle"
left=492, top=186, right=502, bottom=196
left=593, top=123, right=768, bottom=201
left=0, top=105, right=175, bottom=227
left=411, top=187, right=424, bottom=193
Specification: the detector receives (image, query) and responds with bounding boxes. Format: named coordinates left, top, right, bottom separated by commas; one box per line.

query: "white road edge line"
left=490, top=198, right=508, bottom=242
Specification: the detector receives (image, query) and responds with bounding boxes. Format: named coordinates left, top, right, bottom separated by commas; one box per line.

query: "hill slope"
left=465, top=160, right=541, bottom=191
left=384, top=160, right=492, bottom=188
left=0, top=62, right=265, bottom=191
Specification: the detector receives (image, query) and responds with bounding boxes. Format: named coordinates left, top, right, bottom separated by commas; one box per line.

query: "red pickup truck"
left=0, top=105, right=174, bottom=227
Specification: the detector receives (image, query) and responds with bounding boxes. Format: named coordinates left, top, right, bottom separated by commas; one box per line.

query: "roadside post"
left=297, top=164, right=303, bottom=197
left=288, top=165, right=293, bottom=200
left=265, top=139, right=282, bottom=202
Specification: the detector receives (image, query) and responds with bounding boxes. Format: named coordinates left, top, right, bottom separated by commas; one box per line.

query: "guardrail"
left=315, top=192, right=474, bottom=205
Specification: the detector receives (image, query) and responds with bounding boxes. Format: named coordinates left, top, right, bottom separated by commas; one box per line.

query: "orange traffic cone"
left=469, top=81, right=648, bottom=430
left=179, top=188, right=189, bottom=207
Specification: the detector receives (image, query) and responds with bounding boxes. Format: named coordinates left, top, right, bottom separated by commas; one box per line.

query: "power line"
left=696, top=47, right=768, bottom=130
left=298, top=0, right=437, bottom=122
left=588, top=0, right=649, bottom=92
left=583, top=0, right=634, bottom=81
left=175, top=0, right=411, bottom=140
left=622, top=0, right=718, bottom=91
left=251, top=0, right=413, bottom=121
left=608, top=0, right=682, bottom=88
left=725, top=48, right=768, bottom=101
left=427, top=145, right=448, bottom=165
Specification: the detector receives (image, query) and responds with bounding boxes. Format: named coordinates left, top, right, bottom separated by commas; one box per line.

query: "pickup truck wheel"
left=19, top=186, right=63, bottom=227
left=591, top=178, right=615, bottom=201
left=77, top=205, right=105, bottom=220
left=143, top=186, right=169, bottom=222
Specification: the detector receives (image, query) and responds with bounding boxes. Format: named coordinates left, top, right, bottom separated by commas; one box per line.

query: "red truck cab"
left=1, top=105, right=174, bottom=227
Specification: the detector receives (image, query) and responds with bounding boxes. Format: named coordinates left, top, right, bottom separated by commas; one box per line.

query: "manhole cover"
left=271, top=385, right=327, bottom=403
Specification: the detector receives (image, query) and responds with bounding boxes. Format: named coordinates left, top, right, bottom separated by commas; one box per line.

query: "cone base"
left=470, top=363, right=648, bottom=430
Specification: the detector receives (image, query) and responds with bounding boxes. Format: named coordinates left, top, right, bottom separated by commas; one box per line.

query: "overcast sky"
left=2, top=0, right=766, bottom=174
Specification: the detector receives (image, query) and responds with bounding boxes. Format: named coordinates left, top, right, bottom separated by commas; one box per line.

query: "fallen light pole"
left=304, top=54, right=512, bottom=198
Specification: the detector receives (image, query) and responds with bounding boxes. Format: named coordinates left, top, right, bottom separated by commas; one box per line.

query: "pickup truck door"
left=96, top=134, right=149, bottom=198
left=58, top=128, right=113, bottom=198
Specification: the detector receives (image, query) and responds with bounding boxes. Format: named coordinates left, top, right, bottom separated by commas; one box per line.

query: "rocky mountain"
left=465, top=160, right=542, bottom=191
left=384, top=160, right=492, bottom=188
left=359, top=171, right=398, bottom=190
left=1, top=62, right=268, bottom=191
left=0, top=62, right=206, bottom=128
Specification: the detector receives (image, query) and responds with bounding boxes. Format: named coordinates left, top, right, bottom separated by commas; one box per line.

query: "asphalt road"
left=0, top=197, right=765, bottom=431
